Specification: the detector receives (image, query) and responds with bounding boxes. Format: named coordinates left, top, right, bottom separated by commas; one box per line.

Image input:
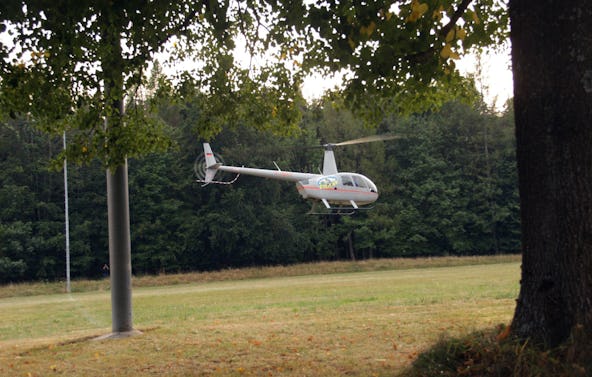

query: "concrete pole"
left=106, top=161, right=134, bottom=334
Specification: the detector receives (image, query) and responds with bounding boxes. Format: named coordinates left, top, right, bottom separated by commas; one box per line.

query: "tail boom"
left=199, top=142, right=318, bottom=185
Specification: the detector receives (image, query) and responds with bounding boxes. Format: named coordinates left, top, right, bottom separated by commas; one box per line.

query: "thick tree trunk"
left=509, top=1, right=592, bottom=347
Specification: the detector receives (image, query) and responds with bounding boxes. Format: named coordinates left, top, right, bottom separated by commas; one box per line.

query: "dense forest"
left=0, top=97, right=519, bottom=283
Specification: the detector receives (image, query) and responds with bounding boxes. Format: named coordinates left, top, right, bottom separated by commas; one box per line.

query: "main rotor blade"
left=334, top=134, right=402, bottom=146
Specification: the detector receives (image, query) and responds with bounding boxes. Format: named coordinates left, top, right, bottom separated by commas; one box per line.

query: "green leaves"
left=386, top=101, right=518, bottom=255
left=1, top=1, right=308, bottom=168
left=1, top=0, right=510, bottom=170
left=272, top=0, right=510, bottom=119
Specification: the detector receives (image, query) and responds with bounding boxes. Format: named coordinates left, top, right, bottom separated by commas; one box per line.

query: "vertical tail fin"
left=203, top=143, right=219, bottom=184
left=198, top=143, right=239, bottom=186
left=204, top=143, right=217, bottom=168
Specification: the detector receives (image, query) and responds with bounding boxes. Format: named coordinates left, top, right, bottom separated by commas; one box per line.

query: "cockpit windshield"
left=352, top=175, right=368, bottom=188
left=339, top=173, right=378, bottom=193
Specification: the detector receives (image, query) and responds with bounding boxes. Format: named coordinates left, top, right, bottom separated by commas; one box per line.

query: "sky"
left=456, top=46, right=513, bottom=110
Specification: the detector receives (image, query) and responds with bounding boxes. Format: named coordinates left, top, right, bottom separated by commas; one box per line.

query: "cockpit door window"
left=352, top=175, right=368, bottom=188
left=342, top=175, right=354, bottom=186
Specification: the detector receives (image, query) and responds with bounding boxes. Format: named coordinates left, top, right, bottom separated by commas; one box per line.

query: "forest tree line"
left=0, top=96, right=519, bottom=283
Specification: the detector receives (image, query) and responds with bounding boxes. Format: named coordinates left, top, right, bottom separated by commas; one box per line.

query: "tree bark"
left=509, top=0, right=592, bottom=347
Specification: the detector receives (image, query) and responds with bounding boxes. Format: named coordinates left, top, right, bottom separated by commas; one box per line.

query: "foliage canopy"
left=1, top=0, right=509, bottom=167
left=0, top=0, right=306, bottom=167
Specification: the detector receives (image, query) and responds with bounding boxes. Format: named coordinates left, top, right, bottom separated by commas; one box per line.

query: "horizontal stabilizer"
left=205, top=167, right=217, bottom=183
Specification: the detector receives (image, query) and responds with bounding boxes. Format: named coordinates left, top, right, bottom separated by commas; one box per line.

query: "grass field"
left=0, top=257, right=520, bottom=376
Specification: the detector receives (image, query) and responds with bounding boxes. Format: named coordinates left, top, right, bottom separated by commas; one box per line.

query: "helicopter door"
left=352, top=175, right=368, bottom=189
left=341, top=175, right=354, bottom=187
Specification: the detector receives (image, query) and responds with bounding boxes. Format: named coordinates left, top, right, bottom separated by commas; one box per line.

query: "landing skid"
left=307, top=207, right=356, bottom=216
left=307, top=201, right=374, bottom=216
left=196, top=174, right=240, bottom=187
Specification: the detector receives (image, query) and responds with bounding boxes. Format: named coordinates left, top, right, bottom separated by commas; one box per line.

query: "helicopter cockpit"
left=296, top=172, right=379, bottom=208
left=337, top=173, right=378, bottom=193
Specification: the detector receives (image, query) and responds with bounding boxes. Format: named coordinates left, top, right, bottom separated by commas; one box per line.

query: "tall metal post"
left=63, top=131, right=71, bottom=293
left=106, top=161, right=134, bottom=334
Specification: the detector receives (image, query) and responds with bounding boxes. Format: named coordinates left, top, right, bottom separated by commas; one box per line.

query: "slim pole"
left=63, top=131, right=71, bottom=293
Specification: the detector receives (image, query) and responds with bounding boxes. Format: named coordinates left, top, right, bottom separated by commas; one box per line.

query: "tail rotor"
left=194, top=143, right=239, bottom=186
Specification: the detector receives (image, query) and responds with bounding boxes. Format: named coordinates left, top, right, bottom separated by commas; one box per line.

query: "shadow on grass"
left=399, top=325, right=590, bottom=377
left=15, top=327, right=160, bottom=357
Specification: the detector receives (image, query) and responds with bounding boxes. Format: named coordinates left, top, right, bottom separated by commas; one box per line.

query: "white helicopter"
left=197, top=135, right=397, bottom=214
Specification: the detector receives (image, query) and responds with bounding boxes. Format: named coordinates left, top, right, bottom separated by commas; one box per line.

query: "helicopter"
left=196, top=134, right=398, bottom=215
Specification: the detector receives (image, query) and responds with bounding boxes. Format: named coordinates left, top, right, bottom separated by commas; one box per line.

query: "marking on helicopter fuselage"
left=298, top=185, right=378, bottom=195
left=317, top=176, right=338, bottom=189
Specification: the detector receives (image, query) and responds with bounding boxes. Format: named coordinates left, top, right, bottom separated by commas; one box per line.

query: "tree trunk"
left=509, top=0, right=592, bottom=348
left=347, top=230, right=356, bottom=261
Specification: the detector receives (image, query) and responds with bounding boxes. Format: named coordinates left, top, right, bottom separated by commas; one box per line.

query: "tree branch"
left=439, top=0, right=473, bottom=38
left=406, top=0, right=474, bottom=64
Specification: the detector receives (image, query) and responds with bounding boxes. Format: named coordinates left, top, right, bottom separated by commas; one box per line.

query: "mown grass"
left=0, top=254, right=520, bottom=299
left=0, top=257, right=521, bottom=376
